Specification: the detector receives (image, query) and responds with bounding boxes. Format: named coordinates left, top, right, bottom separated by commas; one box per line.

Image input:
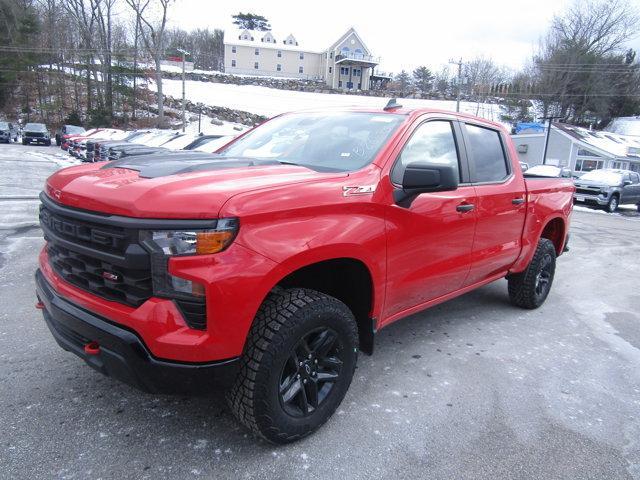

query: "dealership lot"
left=2, top=145, right=640, bottom=479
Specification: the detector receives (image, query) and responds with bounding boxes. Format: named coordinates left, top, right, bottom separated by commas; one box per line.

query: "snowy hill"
left=150, top=79, right=505, bottom=125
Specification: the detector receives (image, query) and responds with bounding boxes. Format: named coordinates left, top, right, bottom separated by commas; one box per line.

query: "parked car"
left=0, top=121, right=19, bottom=143
left=91, top=130, right=154, bottom=162
left=106, top=131, right=182, bottom=161
left=36, top=107, right=574, bottom=443
left=573, top=168, right=640, bottom=212
left=22, top=123, right=51, bottom=145
left=56, top=125, right=85, bottom=146
left=62, top=128, right=103, bottom=152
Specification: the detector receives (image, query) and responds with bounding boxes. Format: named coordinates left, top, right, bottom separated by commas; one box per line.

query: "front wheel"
left=227, top=288, right=358, bottom=444
left=508, top=238, right=556, bottom=309
left=606, top=195, right=618, bottom=213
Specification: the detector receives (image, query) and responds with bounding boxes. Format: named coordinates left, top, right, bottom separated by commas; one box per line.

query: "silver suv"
left=574, top=169, right=640, bottom=212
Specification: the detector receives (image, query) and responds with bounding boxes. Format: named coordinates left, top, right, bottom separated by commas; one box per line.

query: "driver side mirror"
left=393, top=162, right=459, bottom=206
left=623, top=180, right=632, bottom=186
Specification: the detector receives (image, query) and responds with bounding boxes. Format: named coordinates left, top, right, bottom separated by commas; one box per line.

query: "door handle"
left=456, top=203, right=475, bottom=212
left=512, top=198, right=525, bottom=205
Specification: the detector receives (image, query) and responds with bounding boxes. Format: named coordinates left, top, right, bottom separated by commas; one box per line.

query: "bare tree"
left=125, top=0, right=171, bottom=124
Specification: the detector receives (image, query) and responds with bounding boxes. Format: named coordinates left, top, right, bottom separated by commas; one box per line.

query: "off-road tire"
left=22, top=139, right=27, bottom=145
left=606, top=195, right=619, bottom=213
left=227, top=288, right=358, bottom=444
left=508, top=238, right=556, bottom=309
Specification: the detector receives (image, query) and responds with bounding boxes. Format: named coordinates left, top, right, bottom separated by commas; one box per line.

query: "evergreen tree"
left=232, top=13, right=271, bottom=31
left=412, top=66, right=434, bottom=93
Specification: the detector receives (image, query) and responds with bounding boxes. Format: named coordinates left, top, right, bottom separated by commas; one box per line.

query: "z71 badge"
left=342, top=185, right=376, bottom=197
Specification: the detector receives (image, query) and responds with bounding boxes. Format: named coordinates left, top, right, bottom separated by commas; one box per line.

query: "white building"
left=223, top=27, right=379, bottom=91
left=512, top=123, right=640, bottom=174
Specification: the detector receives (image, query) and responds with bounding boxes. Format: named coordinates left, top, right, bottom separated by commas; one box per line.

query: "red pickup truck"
left=36, top=106, right=574, bottom=443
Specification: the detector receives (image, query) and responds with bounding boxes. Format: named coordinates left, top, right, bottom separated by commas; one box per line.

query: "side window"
left=630, top=173, right=640, bottom=184
left=391, top=121, right=459, bottom=184
left=465, top=124, right=509, bottom=183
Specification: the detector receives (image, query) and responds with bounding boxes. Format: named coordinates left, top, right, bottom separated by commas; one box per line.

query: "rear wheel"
left=606, top=195, right=619, bottom=213
left=22, top=139, right=27, bottom=145
left=508, top=238, right=556, bottom=309
left=227, top=288, right=358, bottom=444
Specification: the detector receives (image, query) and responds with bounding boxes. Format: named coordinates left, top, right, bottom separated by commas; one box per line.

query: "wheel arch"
left=258, top=251, right=381, bottom=355
left=539, top=216, right=566, bottom=255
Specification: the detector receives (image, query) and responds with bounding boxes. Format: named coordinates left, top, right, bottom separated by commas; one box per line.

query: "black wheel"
left=637, top=204, right=640, bottom=213
left=508, top=238, right=556, bottom=309
left=22, top=139, right=27, bottom=145
left=606, top=195, right=619, bottom=213
left=227, top=288, right=358, bottom=444
left=46, top=139, right=51, bottom=146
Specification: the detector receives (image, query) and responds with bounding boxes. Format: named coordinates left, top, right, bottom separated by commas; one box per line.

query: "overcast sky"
left=168, top=0, right=640, bottom=74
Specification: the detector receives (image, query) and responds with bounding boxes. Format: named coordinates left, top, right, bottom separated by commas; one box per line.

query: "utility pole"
left=541, top=116, right=563, bottom=165
left=177, top=48, right=190, bottom=132
left=449, top=58, right=463, bottom=113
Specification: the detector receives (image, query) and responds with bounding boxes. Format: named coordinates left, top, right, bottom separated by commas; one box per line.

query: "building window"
left=354, top=48, right=364, bottom=59
left=338, top=81, right=342, bottom=87
left=254, top=62, right=259, bottom=69
left=329, top=66, right=332, bottom=73
left=299, top=66, right=304, bottom=73
left=255, top=48, right=259, bottom=55
left=340, top=67, right=349, bottom=75
left=277, top=50, right=282, bottom=58
left=231, top=46, right=236, bottom=53
left=358, top=82, right=361, bottom=89
left=299, top=52, right=304, bottom=60
left=277, top=64, right=282, bottom=71
left=353, top=69, right=361, bottom=77
left=231, top=59, right=236, bottom=67
left=330, top=52, right=333, bottom=59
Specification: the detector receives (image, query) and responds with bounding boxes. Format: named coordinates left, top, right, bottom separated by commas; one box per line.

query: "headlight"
left=139, top=219, right=239, bottom=298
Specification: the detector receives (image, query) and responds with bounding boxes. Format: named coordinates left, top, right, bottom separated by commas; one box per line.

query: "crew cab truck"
left=35, top=106, right=574, bottom=443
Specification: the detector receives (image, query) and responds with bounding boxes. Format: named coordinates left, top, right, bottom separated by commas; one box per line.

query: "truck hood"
left=574, top=179, right=618, bottom=188
left=45, top=156, right=346, bottom=218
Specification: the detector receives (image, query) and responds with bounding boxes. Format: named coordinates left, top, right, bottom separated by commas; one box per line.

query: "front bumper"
left=573, top=193, right=608, bottom=205
left=35, top=269, right=239, bottom=393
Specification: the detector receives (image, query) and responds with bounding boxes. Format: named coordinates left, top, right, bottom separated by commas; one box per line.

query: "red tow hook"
left=35, top=301, right=45, bottom=310
left=84, top=341, right=101, bottom=355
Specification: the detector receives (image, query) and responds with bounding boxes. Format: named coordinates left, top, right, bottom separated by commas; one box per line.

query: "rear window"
left=465, top=124, right=509, bottom=183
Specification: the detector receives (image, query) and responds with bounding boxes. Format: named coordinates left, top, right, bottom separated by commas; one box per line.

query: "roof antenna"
left=384, top=98, right=402, bottom=111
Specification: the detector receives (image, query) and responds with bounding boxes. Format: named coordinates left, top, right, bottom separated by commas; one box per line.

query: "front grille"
left=575, top=187, right=601, bottom=195
left=39, top=196, right=209, bottom=330
left=26, top=132, right=44, bottom=138
left=47, top=243, right=152, bottom=306
left=40, top=202, right=153, bottom=308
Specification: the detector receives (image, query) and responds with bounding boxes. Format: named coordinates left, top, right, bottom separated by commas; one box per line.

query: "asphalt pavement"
left=1, top=144, right=640, bottom=479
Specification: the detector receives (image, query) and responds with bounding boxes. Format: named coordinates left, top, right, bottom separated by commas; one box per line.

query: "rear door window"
left=465, top=124, right=509, bottom=183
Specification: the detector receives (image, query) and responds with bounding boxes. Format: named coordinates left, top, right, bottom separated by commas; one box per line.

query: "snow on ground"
left=150, top=79, right=505, bottom=124
left=573, top=204, right=638, bottom=218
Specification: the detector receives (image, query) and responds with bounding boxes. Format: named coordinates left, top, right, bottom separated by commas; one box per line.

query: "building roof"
left=553, top=122, right=640, bottom=160
left=604, top=116, right=640, bottom=137
left=223, top=29, right=323, bottom=53
left=328, top=27, right=371, bottom=55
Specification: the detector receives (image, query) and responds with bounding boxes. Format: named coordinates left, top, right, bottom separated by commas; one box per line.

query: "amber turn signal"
left=196, top=231, right=235, bottom=255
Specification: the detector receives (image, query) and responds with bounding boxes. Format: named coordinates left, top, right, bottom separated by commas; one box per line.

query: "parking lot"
left=2, top=144, right=640, bottom=479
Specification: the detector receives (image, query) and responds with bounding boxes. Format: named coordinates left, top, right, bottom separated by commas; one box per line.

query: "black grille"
left=26, top=132, right=45, bottom=138
left=39, top=197, right=209, bottom=330
left=575, top=187, right=601, bottom=195
left=47, top=243, right=153, bottom=306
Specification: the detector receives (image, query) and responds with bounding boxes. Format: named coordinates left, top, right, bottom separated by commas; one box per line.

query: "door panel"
left=383, top=187, right=477, bottom=319
left=463, top=176, right=526, bottom=286
left=461, top=123, right=527, bottom=286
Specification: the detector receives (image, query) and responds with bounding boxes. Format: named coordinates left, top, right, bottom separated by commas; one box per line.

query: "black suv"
left=22, top=123, right=51, bottom=146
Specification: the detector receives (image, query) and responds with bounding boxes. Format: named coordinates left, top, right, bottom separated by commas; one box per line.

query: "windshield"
left=66, top=125, right=85, bottom=134
left=145, top=133, right=181, bottom=147
left=25, top=123, right=47, bottom=131
left=0, top=122, right=8, bottom=129
left=193, top=136, right=233, bottom=152
left=163, top=134, right=199, bottom=150
left=219, top=112, right=405, bottom=172
left=580, top=170, right=622, bottom=185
